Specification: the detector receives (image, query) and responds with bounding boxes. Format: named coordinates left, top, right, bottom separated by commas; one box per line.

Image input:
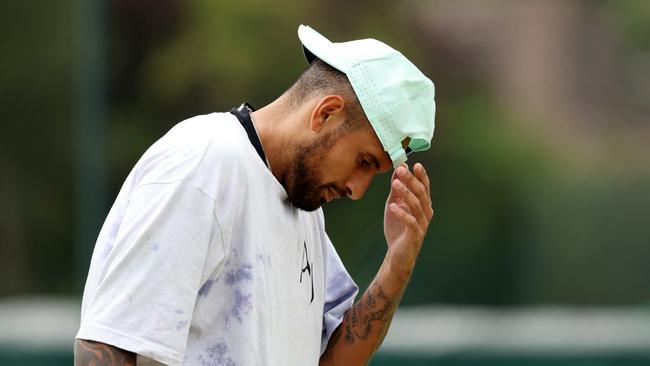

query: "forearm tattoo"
left=344, top=282, right=393, bottom=345
left=321, top=281, right=396, bottom=360
left=74, top=339, right=136, bottom=366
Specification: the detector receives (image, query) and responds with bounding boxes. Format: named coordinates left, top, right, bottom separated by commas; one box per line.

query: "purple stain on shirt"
left=174, top=308, right=183, bottom=314
left=225, top=263, right=253, bottom=286
left=199, top=279, right=216, bottom=297
left=199, top=342, right=236, bottom=366
left=152, top=243, right=160, bottom=251
left=230, top=288, right=252, bottom=322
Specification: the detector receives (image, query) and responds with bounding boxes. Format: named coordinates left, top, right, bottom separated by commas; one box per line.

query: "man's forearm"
left=320, top=257, right=410, bottom=365
left=74, top=339, right=136, bottom=366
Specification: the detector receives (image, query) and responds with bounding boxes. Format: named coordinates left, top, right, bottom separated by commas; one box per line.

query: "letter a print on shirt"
left=300, top=241, right=315, bottom=304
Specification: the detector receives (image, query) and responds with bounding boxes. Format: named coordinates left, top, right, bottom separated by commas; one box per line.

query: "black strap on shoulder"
left=230, top=102, right=268, bottom=166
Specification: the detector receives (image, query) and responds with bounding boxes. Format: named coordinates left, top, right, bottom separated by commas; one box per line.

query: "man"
left=75, top=25, right=436, bottom=365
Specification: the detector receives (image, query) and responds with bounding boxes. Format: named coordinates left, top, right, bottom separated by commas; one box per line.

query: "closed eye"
left=361, top=156, right=371, bottom=168
left=360, top=154, right=380, bottom=171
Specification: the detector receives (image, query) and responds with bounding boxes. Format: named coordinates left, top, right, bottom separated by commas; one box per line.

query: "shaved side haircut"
left=287, top=58, right=367, bottom=131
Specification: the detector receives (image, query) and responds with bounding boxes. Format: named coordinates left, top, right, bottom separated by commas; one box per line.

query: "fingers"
left=414, top=163, right=434, bottom=220
left=389, top=202, right=423, bottom=238
left=414, top=163, right=431, bottom=204
left=395, top=164, right=434, bottom=221
left=387, top=167, right=402, bottom=200
left=391, top=178, right=428, bottom=230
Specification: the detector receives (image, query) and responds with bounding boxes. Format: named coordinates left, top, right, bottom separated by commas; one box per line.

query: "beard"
left=284, top=131, right=347, bottom=211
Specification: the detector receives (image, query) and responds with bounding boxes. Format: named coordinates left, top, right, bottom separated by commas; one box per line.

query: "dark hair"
left=287, top=58, right=367, bottom=131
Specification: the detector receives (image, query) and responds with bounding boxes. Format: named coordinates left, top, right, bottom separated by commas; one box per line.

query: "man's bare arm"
left=74, top=339, right=136, bottom=366
left=321, top=163, right=433, bottom=365
left=319, top=260, right=409, bottom=365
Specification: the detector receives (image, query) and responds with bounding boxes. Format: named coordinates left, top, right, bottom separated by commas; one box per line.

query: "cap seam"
left=379, top=83, right=432, bottom=116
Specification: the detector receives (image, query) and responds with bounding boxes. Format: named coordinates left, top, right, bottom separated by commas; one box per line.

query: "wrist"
left=376, top=255, right=413, bottom=298
left=384, top=251, right=416, bottom=282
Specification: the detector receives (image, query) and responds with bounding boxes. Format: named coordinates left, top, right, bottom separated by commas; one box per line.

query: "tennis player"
left=75, top=25, right=436, bottom=366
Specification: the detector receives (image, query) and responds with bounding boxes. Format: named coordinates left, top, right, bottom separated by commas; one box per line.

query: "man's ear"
left=309, top=95, right=345, bottom=133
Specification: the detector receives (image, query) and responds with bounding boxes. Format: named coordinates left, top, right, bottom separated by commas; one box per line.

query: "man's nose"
left=345, top=173, right=374, bottom=200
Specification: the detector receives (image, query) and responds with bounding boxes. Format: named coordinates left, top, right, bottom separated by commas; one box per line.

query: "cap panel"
left=383, top=77, right=436, bottom=153
left=346, top=55, right=435, bottom=166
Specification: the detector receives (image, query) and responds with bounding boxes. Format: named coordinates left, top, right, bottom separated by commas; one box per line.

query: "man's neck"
left=249, top=96, right=296, bottom=185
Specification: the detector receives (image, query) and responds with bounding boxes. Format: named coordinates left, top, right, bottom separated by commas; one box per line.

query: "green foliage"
left=602, top=0, right=650, bottom=48
left=1, top=0, right=649, bottom=306
left=0, top=0, right=75, bottom=293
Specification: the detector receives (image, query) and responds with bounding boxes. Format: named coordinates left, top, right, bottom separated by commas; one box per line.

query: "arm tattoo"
left=344, top=281, right=394, bottom=346
left=320, top=281, right=402, bottom=363
left=74, top=339, right=136, bottom=366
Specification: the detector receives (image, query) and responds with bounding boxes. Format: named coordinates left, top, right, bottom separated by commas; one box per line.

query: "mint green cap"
left=298, top=25, right=436, bottom=167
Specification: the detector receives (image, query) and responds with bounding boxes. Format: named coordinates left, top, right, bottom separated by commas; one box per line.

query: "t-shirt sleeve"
left=77, top=181, right=225, bottom=366
left=320, top=236, right=359, bottom=355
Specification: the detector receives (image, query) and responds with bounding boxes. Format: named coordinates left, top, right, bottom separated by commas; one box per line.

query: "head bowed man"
left=75, top=24, right=437, bottom=366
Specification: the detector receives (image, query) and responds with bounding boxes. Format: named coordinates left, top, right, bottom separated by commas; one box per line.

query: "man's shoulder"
left=170, top=112, right=244, bottom=147
left=153, top=112, right=254, bottom=164
left=132, top=112, right=253, bottom=187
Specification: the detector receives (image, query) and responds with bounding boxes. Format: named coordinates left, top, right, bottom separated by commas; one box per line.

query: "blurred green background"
left=1, top=0, right=649, bottom=365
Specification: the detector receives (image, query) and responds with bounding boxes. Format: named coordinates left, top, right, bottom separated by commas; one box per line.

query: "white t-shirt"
left=77, top=112, right=359, bottom=366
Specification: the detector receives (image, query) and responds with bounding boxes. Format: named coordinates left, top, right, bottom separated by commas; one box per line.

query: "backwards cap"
left=298, top=25, right=436, bottom=167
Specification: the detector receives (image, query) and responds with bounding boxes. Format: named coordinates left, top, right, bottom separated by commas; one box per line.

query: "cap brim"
left=298, top=25, right=348, bottom=72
